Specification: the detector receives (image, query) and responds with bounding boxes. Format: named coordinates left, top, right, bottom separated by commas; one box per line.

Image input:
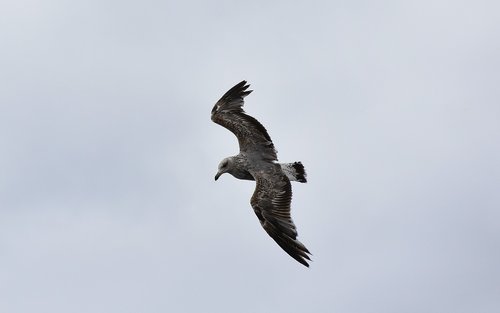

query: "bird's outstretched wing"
left=211, top=81, right=277, bottom=161
left=250, top=166, right=311, bottom=267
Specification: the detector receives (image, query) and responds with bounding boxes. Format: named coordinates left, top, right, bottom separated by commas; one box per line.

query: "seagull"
left=211, top=80, right=312, bottom=267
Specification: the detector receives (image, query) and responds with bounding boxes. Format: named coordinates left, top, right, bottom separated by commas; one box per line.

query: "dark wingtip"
left=223, top=80, right=252, bottom=99
left=296, top=254, right=311, bottom=267
left=292, top=249, right=312, bottom=267
left=271, top=231, right=312, bottom=267
left=211, top=80, right=253, bottom=116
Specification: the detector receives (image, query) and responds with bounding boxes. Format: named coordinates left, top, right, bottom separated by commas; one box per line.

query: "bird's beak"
left=214, top=172, right=221, bottom=181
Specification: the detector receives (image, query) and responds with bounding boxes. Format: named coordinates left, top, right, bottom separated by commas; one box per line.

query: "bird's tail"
left=280, top=162, right=307, bottom=183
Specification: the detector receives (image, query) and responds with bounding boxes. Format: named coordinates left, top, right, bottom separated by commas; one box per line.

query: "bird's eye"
left=222, top=160, right=228, bottom=167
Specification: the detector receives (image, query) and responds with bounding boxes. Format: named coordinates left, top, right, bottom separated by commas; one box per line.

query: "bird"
left=211, top=80, right=312, bottom=267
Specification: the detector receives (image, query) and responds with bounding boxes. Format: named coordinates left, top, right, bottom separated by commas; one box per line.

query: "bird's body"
left=211, top=81, right=311, bottom=267
left=217, top=155, right=306, bottom=183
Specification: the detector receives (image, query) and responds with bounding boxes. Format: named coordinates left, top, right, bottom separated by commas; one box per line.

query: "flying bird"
left=211, top=80, right=312, bottom=267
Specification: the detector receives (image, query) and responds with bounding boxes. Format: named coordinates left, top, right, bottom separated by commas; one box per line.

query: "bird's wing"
left=211, top=81, right=277, bottom=161
left=250, top=166, right=311, bottom=266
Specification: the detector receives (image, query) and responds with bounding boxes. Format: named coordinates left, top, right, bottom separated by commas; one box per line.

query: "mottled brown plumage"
left=212, top=80, right=311, bottom=267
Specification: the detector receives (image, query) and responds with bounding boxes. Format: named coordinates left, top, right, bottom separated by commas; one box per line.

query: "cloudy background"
left=1, top=0, right=499, bottom=312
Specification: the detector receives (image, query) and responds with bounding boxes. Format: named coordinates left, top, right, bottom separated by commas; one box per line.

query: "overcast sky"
left=1, top=0, right=499, bottom=312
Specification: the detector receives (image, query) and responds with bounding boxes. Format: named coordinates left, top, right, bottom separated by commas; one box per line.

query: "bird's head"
left=215, top=157, right=232, bottom=181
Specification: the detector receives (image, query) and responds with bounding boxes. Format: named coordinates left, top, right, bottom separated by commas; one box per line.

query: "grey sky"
left=1, top=0, right=499, bottom=312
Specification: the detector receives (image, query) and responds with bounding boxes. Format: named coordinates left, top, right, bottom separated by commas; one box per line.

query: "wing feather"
left=211, top=81, right=277, bottom=161
left=250, top=168, right=311, bottom=267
